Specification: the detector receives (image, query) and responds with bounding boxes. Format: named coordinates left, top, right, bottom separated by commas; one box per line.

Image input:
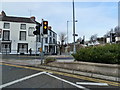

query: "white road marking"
left=0, top=72, right=46, bottom=89
left=45, top=73, right=89, bottom=90
left=76, top=82, right=108, bottom=86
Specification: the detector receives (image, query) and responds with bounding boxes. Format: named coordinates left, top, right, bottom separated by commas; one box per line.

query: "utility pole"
left=73, top=0, right=76, bottom=53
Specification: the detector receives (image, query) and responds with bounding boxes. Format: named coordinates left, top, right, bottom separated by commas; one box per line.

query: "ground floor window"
left=1, top=43, right=11, bottom=54
left=44, top=46, right=48, bottom=53
left=49, top=45, right=56, bottom=55
left=18, top=43, right=28, bottom=54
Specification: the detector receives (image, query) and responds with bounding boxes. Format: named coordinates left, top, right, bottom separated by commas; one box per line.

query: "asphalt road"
left=0, top=63, right=119, bottom=90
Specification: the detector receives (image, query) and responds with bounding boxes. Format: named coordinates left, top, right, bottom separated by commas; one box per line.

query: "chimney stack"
left=30, top=16, right=36, bottom=21
left=0, top=11, right=6, bottom=16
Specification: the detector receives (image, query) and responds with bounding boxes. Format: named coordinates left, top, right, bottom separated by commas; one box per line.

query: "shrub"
left=44, top=57, right=56, bottom=64
left=72, top=44, right=120, bottom=64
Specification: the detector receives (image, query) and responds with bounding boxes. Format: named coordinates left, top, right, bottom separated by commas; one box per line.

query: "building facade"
left=41, top=27, right=57, bottom=55
left=106, top=32, right=120, bottom=43
left=0, top=11, right=57, bottom=55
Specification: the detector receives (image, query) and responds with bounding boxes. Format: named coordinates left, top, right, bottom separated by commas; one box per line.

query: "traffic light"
left=36, top=25, right=40, bottom=34
left=33, top=24, right=41, bottom=35
left=33, top=30, right=38, bottom=35
left=43, top=21, right=48, bottom=34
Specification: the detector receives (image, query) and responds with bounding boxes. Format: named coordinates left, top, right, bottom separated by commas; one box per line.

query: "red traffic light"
left=43, top=21, right=48, bottom=34
left=43, top=21, right=48, bottom=25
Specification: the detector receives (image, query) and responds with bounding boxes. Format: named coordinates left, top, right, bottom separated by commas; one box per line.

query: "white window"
left=20, top=31, right=26, bottom=41
left=3, top=30, right=10, bottom=41
left=28, top=27, right=34, bottom=36
left=4, top=23, right=10, bottom=29
left=53, top=33, right=55, bottom=37
left=53, top=39, right=55, bottom=43
left=20, top=24, right=26, bottom=30
left=49, top=37, right=52, bottom=43
left=0, top=29, right=2, bottom=38
left=45, top=37, right=48, bottom=43
left=50, top=31, right=52, bottom=36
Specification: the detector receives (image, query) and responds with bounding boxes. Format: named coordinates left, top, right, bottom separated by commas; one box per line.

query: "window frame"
left=19, top=31, right=26, bottom=41
left=2, top=30, right=10, bottom=41
left=0, top=33, right=1, bottom=38
left=28, top=27, right=34, bottom=36
left=3, top=23, right=10, bottom=29
left=20, top=24, right=26, bottom=30
left=45, top=37, right=48, bottom=43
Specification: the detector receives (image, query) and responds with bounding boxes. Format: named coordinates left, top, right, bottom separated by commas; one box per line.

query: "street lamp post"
left=73, top=0, right=76, bottom=53
left=67, top=21, right=69, bottom=45
left=67, top=20, right=78, bottom=45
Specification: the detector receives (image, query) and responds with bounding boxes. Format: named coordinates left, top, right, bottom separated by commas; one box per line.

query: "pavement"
left=1, top=54, right=74, bottom=62
left=1, top=54, right=75, bottom=65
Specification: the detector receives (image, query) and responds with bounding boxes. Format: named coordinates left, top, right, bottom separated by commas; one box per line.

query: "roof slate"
left=0, top=16, right=35, bottom=24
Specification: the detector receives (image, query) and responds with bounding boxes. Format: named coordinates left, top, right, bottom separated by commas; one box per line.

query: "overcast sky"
left=0, top=0, right=118, bottom=43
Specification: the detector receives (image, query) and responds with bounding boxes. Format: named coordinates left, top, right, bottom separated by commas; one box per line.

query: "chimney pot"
left=30, top=16, right=35, bottom=21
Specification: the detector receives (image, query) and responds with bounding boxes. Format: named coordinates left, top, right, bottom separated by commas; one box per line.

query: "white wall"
left=106, top=38, right=110, bottom=43
left=0, top=21, right=36, bottom=54
left=116, top=37, right=120, bottom=41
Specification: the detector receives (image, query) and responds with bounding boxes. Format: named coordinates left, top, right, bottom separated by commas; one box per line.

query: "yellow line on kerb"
left=0, top=62, right=120, bottom=87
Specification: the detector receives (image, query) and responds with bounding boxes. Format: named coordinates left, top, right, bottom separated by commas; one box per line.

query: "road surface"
left=0, top=62, right=119, bottom=90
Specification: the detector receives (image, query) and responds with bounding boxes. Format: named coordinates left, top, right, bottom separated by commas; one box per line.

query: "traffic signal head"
left=33, top=31, right=38, bottom=35
left=43, top=21, right=48, bottom=34
left=33, top=24, right=41, bottom=35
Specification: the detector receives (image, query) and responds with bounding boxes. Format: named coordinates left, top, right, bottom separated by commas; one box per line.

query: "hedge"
left=72, top=44, right=120, bottom=64
left=44, top=57, right=56, bottom=64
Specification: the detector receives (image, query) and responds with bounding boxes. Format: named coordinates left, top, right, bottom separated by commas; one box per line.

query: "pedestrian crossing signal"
left=43, top=21, right=48, bottom=34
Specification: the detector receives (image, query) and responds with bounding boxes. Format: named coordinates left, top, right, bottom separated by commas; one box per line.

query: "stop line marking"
left=76, top=82, right=108, bottom=86
left=45, top=72, right=89, bottom=90
left=0, top=72, right=46, bottom=89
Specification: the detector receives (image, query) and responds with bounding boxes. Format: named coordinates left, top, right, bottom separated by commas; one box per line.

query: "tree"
left=58, top=32, right=67, bottom=55
left=90, top=34, right=97, bottom=44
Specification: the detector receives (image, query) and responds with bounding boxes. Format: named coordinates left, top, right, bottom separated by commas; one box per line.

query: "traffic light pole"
left=41, top=19, right=44, bottom=65
left=41, top=34, right=44, bottom=65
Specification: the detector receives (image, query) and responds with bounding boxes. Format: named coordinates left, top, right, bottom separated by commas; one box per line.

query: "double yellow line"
left=0, top=62, right=120, bottom=87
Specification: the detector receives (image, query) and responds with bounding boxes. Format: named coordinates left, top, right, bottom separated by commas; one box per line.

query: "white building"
left=0, top=11, right=37, bottom=54
left=40, top=26, right=57, bottom=55
left=0, top=11, right=57, bottom=55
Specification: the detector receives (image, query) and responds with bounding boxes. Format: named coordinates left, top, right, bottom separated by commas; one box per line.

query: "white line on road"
left=76, top=82, right=108, bottom=86
left=45, top=73, right=89, bottom=90
left=0, top=72, right=46, bottom=89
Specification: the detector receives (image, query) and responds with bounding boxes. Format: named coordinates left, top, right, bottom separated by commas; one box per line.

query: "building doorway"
left=18, top=43, right=28, bottom=54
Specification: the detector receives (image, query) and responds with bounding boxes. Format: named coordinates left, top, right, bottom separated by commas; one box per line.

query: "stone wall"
left=48, top=61, right=119, bottom=77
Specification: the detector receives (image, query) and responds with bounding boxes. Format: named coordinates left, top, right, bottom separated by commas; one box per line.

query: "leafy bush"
left=44, top=57, right=56, bottom=64
left=72, top=44, right=120, bottom=64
